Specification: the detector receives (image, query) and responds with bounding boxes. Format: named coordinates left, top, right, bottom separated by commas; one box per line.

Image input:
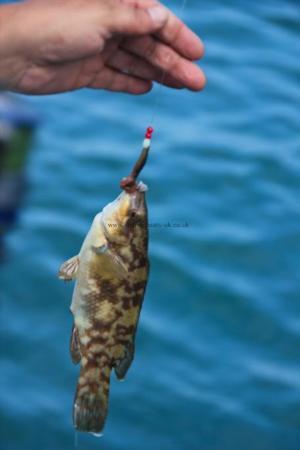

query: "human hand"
left=0, top=0, right=205, bottom=95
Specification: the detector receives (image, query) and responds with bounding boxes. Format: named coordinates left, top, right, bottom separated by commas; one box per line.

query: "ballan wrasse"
left=58, top=128, right=153, bottom=435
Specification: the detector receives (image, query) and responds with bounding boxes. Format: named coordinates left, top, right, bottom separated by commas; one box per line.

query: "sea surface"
left=1, top=1, right=300, bottom=449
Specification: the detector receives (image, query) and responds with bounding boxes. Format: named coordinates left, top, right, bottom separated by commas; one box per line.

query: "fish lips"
left=117, top=181, right=148, bottom=218
left=101, top=184, right=148, bottom=237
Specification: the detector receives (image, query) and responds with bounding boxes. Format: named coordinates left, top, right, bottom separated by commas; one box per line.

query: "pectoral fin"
left=92, top=244, right=127, bottom=277
left=58, top=255, right=80, bottom=281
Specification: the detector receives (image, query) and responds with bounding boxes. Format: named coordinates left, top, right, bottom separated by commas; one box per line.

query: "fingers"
left=121, top=0, right=204, bottom=60
left=106, top=2, right=168, bottom=35
left=106, top=48, right=183, bottom=89
left=105, top=1, right=205, bottom=91
left=121, top=35, right=206, bottom=91
left=88, top=66, right=153, bottom=94
left=155, top=9, right=205, bottom=61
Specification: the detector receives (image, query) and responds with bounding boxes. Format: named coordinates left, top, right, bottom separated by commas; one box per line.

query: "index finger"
left=122, top=0, right=204, bottom=60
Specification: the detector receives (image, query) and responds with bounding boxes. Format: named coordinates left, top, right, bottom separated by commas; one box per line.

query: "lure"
left=58, top=127, right=154, bottom=434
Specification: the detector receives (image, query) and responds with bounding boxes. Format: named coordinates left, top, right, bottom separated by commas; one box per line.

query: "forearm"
left=0, top=3, right=26, bottom=91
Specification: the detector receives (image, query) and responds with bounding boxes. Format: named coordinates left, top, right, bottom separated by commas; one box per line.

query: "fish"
left=58, top=129, right=153, bottom=434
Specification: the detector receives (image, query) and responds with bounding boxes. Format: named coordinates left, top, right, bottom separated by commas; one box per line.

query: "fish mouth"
left=128, top=182, right=148, bottom=215
left=101, top=182, right=148, bottom=238
left=113, top=181, right=148, bottom=210
left=136, top=181, right=148, bottom=193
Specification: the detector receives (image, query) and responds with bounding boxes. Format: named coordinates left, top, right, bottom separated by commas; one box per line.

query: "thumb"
left=106, top=4, right=169, bottom=35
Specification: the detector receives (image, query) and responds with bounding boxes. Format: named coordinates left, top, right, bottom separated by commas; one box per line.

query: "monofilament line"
left=149, top=0, right=189, bottom=126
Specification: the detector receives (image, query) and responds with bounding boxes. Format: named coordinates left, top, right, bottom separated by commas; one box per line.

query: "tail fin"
left=73, top=365, right=111, bottom=434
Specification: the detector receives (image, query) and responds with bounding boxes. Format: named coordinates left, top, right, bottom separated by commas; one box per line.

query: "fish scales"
left=59, top=182, right=149, bottom=434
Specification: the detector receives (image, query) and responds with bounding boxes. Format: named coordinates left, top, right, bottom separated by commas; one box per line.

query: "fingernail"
left=148, top=6, right=168, bottom=26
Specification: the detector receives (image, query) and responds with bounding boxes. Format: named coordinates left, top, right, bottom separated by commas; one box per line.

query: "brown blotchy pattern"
left=72, top=208, right=149, bottom=434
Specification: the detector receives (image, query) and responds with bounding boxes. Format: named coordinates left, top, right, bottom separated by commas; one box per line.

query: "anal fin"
left=114, top=341, right=135, bottom=380
left=70, top=324, right=81, bottom=364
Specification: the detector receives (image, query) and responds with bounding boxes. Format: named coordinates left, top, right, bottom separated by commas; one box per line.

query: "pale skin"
left=0, top=0, right=206, bottom=95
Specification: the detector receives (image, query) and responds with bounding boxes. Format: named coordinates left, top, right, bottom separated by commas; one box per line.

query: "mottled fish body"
left=59, top=181, right=149, bottom=433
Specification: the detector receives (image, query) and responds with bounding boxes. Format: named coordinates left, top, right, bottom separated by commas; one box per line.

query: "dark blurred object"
left=0, top=93, right=39, bottom=258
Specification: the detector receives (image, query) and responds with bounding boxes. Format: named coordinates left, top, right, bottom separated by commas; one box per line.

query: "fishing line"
left=121, top=0, right=190, bottom=182
left=149, top=0, right=189, bottom=128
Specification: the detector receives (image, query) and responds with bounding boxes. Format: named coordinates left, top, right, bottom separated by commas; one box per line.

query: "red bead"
left=145, top=126, right=154, bottom=139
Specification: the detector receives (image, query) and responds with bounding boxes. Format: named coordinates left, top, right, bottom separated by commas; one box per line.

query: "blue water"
left=1, top=1, right=300, bottom=449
